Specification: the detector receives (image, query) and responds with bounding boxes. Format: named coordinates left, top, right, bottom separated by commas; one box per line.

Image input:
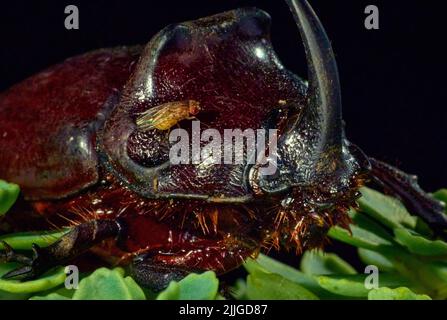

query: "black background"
left=0, top=0, right=446, bottom=191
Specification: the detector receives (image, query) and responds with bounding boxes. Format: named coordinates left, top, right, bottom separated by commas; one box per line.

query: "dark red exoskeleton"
left=0, top=0, right=446, bottom=290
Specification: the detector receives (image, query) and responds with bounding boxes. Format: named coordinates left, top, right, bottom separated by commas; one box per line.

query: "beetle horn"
left=285, top=0, right=342, bottom=149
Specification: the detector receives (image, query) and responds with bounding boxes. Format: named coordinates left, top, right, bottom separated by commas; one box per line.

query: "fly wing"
left=136, top=103, right=176, bottom=131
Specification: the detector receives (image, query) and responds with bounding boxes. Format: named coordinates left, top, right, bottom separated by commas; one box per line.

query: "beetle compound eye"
left=127, top=129, right=170, bottom=167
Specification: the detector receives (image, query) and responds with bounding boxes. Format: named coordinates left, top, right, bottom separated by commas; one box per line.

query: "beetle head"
left=100, top=0, right=368, bottom=204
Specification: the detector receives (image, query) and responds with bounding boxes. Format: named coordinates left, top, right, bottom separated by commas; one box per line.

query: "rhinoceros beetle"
left=0, top=0, right=446, bottom=291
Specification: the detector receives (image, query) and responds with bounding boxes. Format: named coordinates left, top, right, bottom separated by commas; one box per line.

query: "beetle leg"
left=369, top=158, right=447, bottom=237
left=1, top=219, right=122, bottom=280
left=130, top=254, right=198, bottom=292
left=0, top=241, right=32, bottom=265
left=131, top=238, right=257, bottom=291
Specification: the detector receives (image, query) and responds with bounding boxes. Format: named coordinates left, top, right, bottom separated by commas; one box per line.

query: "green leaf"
left=0, top=288, right=30, bottom=300
left=394, top=228, right=447, bottom=256
left=328, top=226, right=376, bottom=250
left=0, top=230, right=69, bottom=250
left=368, top=287, right=431, bottom=300
left=350, top=209, right=395, bottom=241
left=231, top=279, right=248, bottom=300
left=0, top=263, right=66, bottom=294
left=358, top=187, right=417, bottom=229
left=379, top=249, right=447, bottom=299
left=30, top=293, right=70, bottom=300
left=72, top=268, right=146, bottom=300
left=300, top=250, right=356, bottom=276
left=246, top=271, right=318, bottom=300
left=156, top=281, right=180, bottom=300
left=413, top=217, right=433, bottom=238
left=328, top=223, right=392, bottom=251
left=29, top=285, right=75, bottom=300
left=433, top=189, right=447, bottom=203
left=328, top=209, right=394, bottom=251
left=433, top=189, right=447, bottom=214
left=0, top=180, right=20, bottom=215
left=157, top=271, right=219, bottom=300
left=0, top=291, right=30, bottom=300
left=244, top=255, right=343, bottom=299
left=316, top=274, right=411, bottom=298
left=244, top=255, right=312, bottom=286
left=358, top=249, right=395, bottom=272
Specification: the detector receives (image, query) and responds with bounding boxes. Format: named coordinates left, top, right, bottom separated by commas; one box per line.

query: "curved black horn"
left=285, top=0, right=343, bottom=149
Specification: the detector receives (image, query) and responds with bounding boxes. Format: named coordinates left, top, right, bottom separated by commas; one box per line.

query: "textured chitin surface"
left=102, top=8, right=307, bottom=198
left=0, top=47, right=141, bottom=200
left=30, top=172, right=265, bottom=273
